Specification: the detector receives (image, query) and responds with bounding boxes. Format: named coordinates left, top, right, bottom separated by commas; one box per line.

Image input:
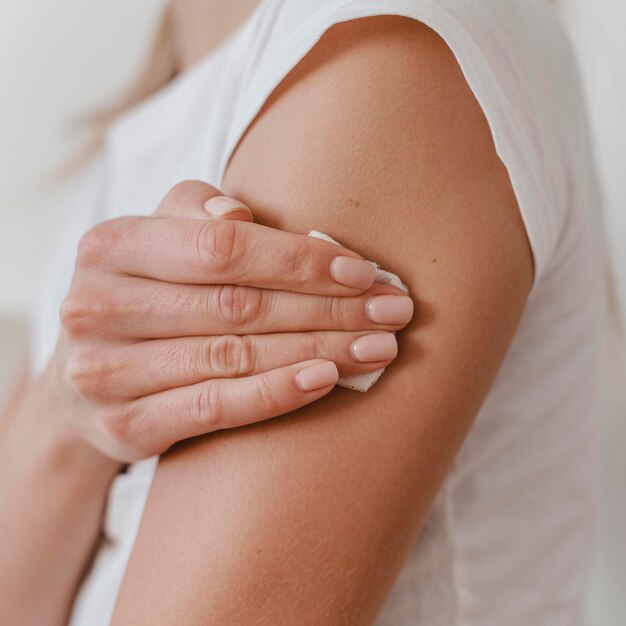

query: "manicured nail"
left=351, top=333, right=398, bottom=363
left=296, top=361, right=339, bottom=392
left=330, top=256, right=376, bottom=289
left=366, top=295, right=414, bottom=325
left=203, top=196, right=251, bottom=217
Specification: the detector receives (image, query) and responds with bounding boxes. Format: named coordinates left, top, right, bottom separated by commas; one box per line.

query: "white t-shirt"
left=31, top=1, right=604, bottom=624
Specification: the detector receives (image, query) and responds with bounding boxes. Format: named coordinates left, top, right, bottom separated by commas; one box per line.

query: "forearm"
left=0, top=374, right=120, bottom=626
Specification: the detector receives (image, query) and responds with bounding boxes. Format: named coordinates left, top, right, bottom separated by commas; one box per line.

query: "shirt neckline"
left=106, top=0, right=268, bottom=147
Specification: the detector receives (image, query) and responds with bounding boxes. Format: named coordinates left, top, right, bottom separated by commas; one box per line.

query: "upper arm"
left=112, top=17, right=533, bottom=625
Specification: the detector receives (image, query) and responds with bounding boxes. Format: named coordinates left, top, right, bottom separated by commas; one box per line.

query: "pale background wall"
left=0, top=0, right=168, bottom=318
left=0, top=0, right=623, bottom=623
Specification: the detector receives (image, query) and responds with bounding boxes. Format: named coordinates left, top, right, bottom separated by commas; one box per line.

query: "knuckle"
left=65, top=353, right=90, bottom=395
left=307, top=332, right=324, bottom=361
left=194, top=219, right=240, bottom=273
left=206, top=335, right=255, bottom=377
left=100, top=405, right=134, bottom=444
left=76, top=228, right=105, bottom=269
left=189, top=384, right=224, bottom=431
left=59, top=289, right=114, bottom=336
left=324, top=295, right=347, bottom=329
left=210, top=284, right=264, bottom=328
left=168, top=180, right=204, bottom=198
left=289, top=240, right=317, bottom=283
left=76, top=218, right=127, bottom=268
left=254, top=377, right=283, bottom=416
left=59, top=294, right=82, bottom=334
left=167, top=180, right=216, bottom=201
left=66, top=350, right=113, bottom=401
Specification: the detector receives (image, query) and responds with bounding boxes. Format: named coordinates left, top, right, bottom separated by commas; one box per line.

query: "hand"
left=49, top=181, right=413, bottom=462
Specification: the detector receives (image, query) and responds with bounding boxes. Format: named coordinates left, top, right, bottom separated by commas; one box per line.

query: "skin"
left=111, top=12, right=533, bottom=626
left=0, top=2, right=534, bottom=624
left=1, top=187, right=408, bottom=624
left=0, top=6, right=412, bottom=621
left=56, top=183, right=409, bottom=462
left=0, top=384, right=119, bottom=625
left=170, top=0, right=259, bottom=70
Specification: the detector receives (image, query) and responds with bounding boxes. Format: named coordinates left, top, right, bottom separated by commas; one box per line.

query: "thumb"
left=153, top=180, right=254, bottom=222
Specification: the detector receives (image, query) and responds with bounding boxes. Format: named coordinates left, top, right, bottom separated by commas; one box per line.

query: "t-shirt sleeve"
left=219, top=0, right=575, bottom=291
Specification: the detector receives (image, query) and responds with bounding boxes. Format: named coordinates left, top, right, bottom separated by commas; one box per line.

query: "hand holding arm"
left=55, top=181, right=410, bottom=461
left=1, top=180, right=411, bottom=624
left=112, top=16, right=533, bottom=625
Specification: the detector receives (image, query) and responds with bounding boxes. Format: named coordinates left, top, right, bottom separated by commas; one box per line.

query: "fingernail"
left=330, top=256, right=376, bottom=289
left=366, top=295, right=414, bottom=325
left=351, top=333, right=398, bottom=362
left=203, top=196, right=250, bottom=217
left=295, top=361, right=339, bottom=392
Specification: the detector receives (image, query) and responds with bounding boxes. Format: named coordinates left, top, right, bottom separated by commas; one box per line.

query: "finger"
left=153, top=180, right=254, bottom=223
left=131, top=359, right=340, bottom=452
left=92, top=331, right=398, bottom=399
left=83, top=216, right=376, bottom=296
left=85, top=278, right=413, bottom=339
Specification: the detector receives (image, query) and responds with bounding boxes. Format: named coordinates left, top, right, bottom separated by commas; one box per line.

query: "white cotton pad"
left=308, top=230, right=409, bottom=392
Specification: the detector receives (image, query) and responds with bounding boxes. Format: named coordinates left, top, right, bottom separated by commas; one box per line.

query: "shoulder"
left=225, top=13, right=534, bottom=298
left=224, top=2, right=583, bottom=284
left=113, top=15, right=538, bottom=622
left=281, top=15, right=479, bottom=124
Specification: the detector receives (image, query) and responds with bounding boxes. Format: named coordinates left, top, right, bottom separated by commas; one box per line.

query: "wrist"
left=39, top=410, right=123, bottom=482
left=2, top=371, right=122, bottom=483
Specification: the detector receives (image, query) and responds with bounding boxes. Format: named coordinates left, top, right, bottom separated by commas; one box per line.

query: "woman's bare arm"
left=0, top=373, right=120, bottom=626
left=112, top=17, right=533, bottom=625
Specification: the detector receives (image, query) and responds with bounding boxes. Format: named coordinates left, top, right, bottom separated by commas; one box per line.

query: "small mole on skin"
left=349, top=198, right=361, bottom=208
left=432, top=257, right=437, bottom=263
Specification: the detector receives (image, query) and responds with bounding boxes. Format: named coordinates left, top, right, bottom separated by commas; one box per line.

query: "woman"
left=0, top=0, right=605, bottom=624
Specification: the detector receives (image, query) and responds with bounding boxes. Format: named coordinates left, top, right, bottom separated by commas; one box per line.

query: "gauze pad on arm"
left=308, top=231, right=409, bottom=392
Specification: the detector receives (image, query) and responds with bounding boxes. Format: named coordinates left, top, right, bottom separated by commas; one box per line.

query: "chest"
left=101, top=30, right=256, bottom=222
